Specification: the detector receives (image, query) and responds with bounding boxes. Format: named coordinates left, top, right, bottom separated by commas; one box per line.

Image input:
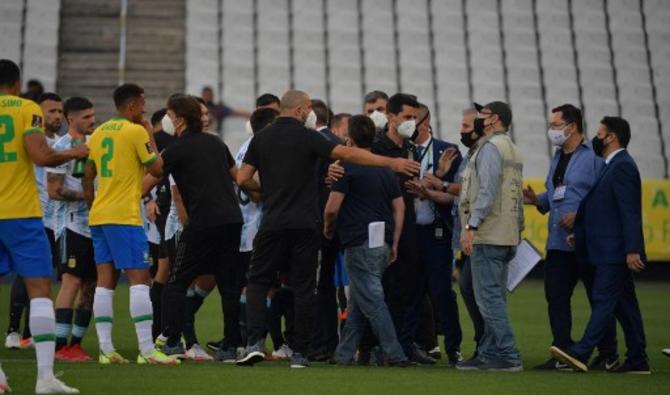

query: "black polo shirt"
left=162, top=130, right=242, bottom=230
left=315, top=127, right=344, bottom=218
left=243, top=117, right=337, bottom=231
left=371, top=131, right=417, bottom=226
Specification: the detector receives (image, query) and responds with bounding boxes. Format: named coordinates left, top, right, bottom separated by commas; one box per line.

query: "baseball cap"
left=473, top=101, right=512, bottom=128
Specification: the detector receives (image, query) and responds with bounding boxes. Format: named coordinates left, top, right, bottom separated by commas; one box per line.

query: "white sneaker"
left=35, top=377, right=79, bottom=394
left=271, top=344, right=293, bottom=360
left=185, top=344, right=213, bottom=362
left=4, top=332, right=20, bottom=349
left=662, top=348, right=670, bottom=357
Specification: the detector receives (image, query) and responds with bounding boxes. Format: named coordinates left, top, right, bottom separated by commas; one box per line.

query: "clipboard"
left=507, top=239, right=542, bottom=292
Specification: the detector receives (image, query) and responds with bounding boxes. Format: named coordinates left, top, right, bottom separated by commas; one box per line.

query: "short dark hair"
left=364, top=90, right=389, bottom=104
left=348, top=115, right=376, bottom=148
left=63, top=97, right=93, bottom=118
left=311, top=99, right=330, bottom=126
left=0, top=59, right=21, bottom=87
left=600, top=116, right=631, bottom=148
left=256, top=93, right=280, bottom=108
left=332, top=113, right=351, bottom=129
left=387, top=93, right=420, bottom=115
left=113, top=83, right=144, bottom=108
left=151, top=108, right=167, bottom=126
left=250, top=107, right=279, bottom=134
left=167, top=94, right=203, bottom=131
left=37, top=92, right=62, bottom=104
left=552, top=104, right=583, bottom=133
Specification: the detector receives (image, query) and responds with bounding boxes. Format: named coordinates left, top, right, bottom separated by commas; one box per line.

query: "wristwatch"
left=142, top=195, right=152, bottom=205
left=465, top=224, right=478, bottom=231
left=442, top=181, right=450, bottom=191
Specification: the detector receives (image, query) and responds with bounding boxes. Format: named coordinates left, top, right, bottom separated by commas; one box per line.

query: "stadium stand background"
left=2, top=0, right=669, bottom=179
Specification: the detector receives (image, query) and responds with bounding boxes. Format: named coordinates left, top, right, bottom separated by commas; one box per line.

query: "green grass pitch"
left=1, top=279, right=668, bottom=394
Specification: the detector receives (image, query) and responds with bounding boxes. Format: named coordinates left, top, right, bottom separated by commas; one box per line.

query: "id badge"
left=434, top=226, right=444, bottom=240
left=553, top=185, right=566, bottom=201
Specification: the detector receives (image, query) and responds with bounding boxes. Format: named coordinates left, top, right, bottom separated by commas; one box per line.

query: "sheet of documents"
left=368, top=221, right=385, bottom=249
left=507, top=239, right=542, bottom=292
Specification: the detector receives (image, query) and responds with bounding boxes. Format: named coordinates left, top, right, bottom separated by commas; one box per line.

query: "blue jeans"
left=335, top=242, right=406, bottom=363
left=470, top=244, right=521, bottom=365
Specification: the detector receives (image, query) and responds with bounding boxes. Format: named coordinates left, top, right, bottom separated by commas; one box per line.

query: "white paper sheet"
left=507, top=239, right=542, bottom=292
left=368, top=221, right=385, bottom=248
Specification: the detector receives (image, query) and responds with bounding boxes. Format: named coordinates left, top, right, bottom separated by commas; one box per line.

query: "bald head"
left=280, top=89, right=312, bottom=123
left=280, top=90, right=310, bottom=112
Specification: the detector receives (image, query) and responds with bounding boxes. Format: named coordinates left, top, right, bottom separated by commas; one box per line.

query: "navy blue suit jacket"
left=429, top=138, right=462, bottom=228
left=574, top=150, right=646, bottom=265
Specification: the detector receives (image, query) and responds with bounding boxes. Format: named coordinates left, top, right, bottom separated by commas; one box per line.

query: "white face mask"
left=244, top=119, right=253, bottom=135
left=305, top=110, right=317, bottom=129
left=369, top=110, right=388, bottom=130
left=397, top=119, right=416, bottom=138
left=547, top=127, right=569, bottom=147
left=161, top=114, right=176, bottom=136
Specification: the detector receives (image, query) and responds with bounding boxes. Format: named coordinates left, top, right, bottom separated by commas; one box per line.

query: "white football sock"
left=29, top=298, right=55, bottom=380
left=93, top=287, right=115, bottom=354
left=130, top=284, right=154, bottom=356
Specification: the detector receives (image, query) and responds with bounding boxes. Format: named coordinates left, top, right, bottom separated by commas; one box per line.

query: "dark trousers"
left=269, top=287, right=294, bottom=350
left=459, top=256, right=484, bottom=351
left=571, top=264, right=647, bottom=365
left=416, top=295, right=437, bottom=350
left=246, top=229, right=319, bottom=355
left=402, top=226, right=462, bottom=353
left=162, top=223, right=241, bottom=344
left=217, top=248, right=249, bottom=349
left=544, top=250, right=617, bottom=357
left=310, top=234, right=340, bottom=356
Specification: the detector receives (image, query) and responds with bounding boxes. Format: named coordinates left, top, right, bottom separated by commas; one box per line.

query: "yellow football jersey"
left=88, top=117, right=157, bottom=226
left=0, top=94, right=44, bottom=220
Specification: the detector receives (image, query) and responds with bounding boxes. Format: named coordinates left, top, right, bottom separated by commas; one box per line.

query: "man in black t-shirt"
left=323, top=115, right=410, bottom=366
left=145, top=108, right=177, bottom=339
left=235, top=90, right=420, bottom=368
left=144, top=95, right=246, bottom=354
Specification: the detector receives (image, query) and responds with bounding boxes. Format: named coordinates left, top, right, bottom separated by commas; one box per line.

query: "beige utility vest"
left=459, top=132, right=524, bottom=246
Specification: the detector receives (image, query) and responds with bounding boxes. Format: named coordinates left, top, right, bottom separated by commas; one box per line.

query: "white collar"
left=605, top=148, right=625, bottom=165
left=418, top=136, right=432, bottom=148
left=316, top=126, right=327, bottom=132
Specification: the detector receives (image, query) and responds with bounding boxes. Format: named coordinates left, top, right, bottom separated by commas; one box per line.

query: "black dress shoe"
left=409, top=344, right=436, bottom=365
left=447, top=351, right=464, bottom=366
left=589, top=354, right=620, bottom=371
left=533, top=358, right=569, bottom=371
left=608, top=360, right=651, bottom=374
left=309, top=351, right=334, bottom=362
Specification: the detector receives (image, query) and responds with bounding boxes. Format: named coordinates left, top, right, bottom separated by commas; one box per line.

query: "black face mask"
left=473, top=117, right=486, bottom=135
left=592, top=135, right=607, bottom=157
left=460, top=131, right=478, bottom=148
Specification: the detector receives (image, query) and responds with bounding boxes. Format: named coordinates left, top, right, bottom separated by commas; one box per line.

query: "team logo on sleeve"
left=145, top=142, right=154, bottom=153
left=32, top=115, right=43, bottom=127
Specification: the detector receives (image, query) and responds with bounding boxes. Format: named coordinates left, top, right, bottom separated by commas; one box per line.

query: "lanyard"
left=416, top=138, right=434, bottom=171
